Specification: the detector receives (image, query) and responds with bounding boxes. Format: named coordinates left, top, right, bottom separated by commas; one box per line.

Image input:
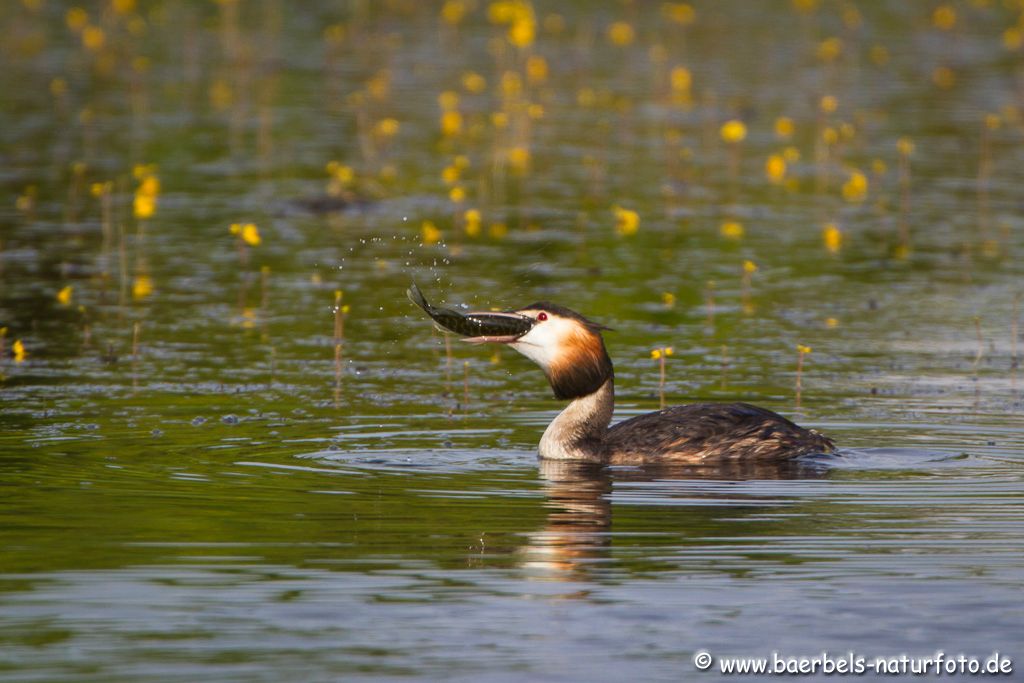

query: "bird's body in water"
left=409, top=287, right=834, bottom=465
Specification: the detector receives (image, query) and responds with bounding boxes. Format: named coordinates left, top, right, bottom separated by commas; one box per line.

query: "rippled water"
left=2, top=1, right=1023, bottom=680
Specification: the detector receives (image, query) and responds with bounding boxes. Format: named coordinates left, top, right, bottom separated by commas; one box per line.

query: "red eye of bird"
left=537, top=312, right=548, bottom=322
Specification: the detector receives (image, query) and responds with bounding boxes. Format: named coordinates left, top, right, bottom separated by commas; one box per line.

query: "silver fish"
left=407, top=283, right=534, bottom=341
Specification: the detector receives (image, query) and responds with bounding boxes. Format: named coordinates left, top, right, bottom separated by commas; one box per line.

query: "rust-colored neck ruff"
left=543, top=328, right=613, bottom=401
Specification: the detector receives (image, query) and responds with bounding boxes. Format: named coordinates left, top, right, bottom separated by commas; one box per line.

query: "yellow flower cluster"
left=133, top=165, right=159, bottom=220
left=230, top=223, right=261, bottom=246
left=489, top=1, right=536, bottom=48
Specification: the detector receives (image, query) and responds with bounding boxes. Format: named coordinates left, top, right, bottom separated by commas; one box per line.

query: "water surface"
left=1, top=1, right=1023, bottom=680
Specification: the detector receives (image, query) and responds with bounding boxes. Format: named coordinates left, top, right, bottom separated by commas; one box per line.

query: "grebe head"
left=465, top=303, right=613, bottom=400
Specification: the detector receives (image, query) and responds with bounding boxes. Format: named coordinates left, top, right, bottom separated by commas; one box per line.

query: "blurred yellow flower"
left=132, top=275, right=153, bottom=300
left=327, top=161, right=355, bottom=183
left=651, top=346, right=674, bottom=360
left=501, top=71, right=523, bottom=97
left=440, top=110, right=463, bottom=137
left=765, top=154, right=786, bottom=183
left=82, top=25, right=105, bottom=51
left=441, top=0, right=468, bottom=25
left=526, top=55, right=548, bottom=84
left=507, top=146, right=530, bottom=173
left=373, top=118, right=400, bottom=138
left=822, top=222, right=843, bottom=253
left=613, top=206, right=640, bottom=236
left=438, top=90, right=460, bottom=111
left=230, top=223, right=261, bottom=246
left=1004, top=27, right=1023, bottom=51
left=366, top=71, right=391, bottom=100
left=662, top=292, right=676, bottom=308
left=66, top=7, right=88, bottom=32
left=422, top=220, right=442, bottom=245
left=720, top=119, right=747, bottom=143
left=825, top=317, right=839, bottom=328
left=462, top=71, right=487, bottom=93
left=797, top=344, right=812, bottom=355
left=662, top=3, right=696, bottom=25
left=932, top=5, right=956, bottom=30
left=720, top=220, right=744, bottom=240
left=897, top=137, right=915, bottom=157
left=841, top=170, right=868, bottom=202
left=442, top=165, right=460, bottom=185
left=133, top=168, right=159, bottom=220
left=509, top=15, right=535, bottom=47
left=820, top=95, right=838, bottom=114
left=670, top=66, right=692, bottom=93
left=607, top=21, right=635, bottom=46
left=13, top=339, right=26, bottom=363
left=742, top=260, right=758, bottom=274
left=450, top=186, right=466, bottom=203
left=133, top=194, right=156, bottom=220
left=774, top=116, right=794, bottom=139
left=138, top=175, right=160, bottom=196
left=464, top=208, right=482, bottom=237
left=817, top=37, right=842, bottom=62
left=57, top=286, right=73, bottom=306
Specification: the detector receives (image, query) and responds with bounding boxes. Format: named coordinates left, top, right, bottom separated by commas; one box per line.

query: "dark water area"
left=1, top=1, right=1023, bottom=680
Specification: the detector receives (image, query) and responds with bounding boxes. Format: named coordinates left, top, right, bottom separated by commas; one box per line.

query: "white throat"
left=538, top=379, right=614, bottom=463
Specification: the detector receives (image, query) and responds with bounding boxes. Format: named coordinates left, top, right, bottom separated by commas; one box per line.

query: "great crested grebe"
left=409, top=285, right=835, bottom=465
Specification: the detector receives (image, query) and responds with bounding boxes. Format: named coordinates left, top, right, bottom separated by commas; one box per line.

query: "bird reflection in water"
left=519, top=458, right=828, bottom=583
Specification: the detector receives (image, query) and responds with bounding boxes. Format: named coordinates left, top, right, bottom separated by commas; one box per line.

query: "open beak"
left=461, top=332, right=521, bottom=344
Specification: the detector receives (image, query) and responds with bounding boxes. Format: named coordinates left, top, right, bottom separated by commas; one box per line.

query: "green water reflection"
left=1, top=0, right=1023, bottom=680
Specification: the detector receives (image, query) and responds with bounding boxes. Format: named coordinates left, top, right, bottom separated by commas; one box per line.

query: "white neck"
left=538, top=379, right=614, bottom=463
